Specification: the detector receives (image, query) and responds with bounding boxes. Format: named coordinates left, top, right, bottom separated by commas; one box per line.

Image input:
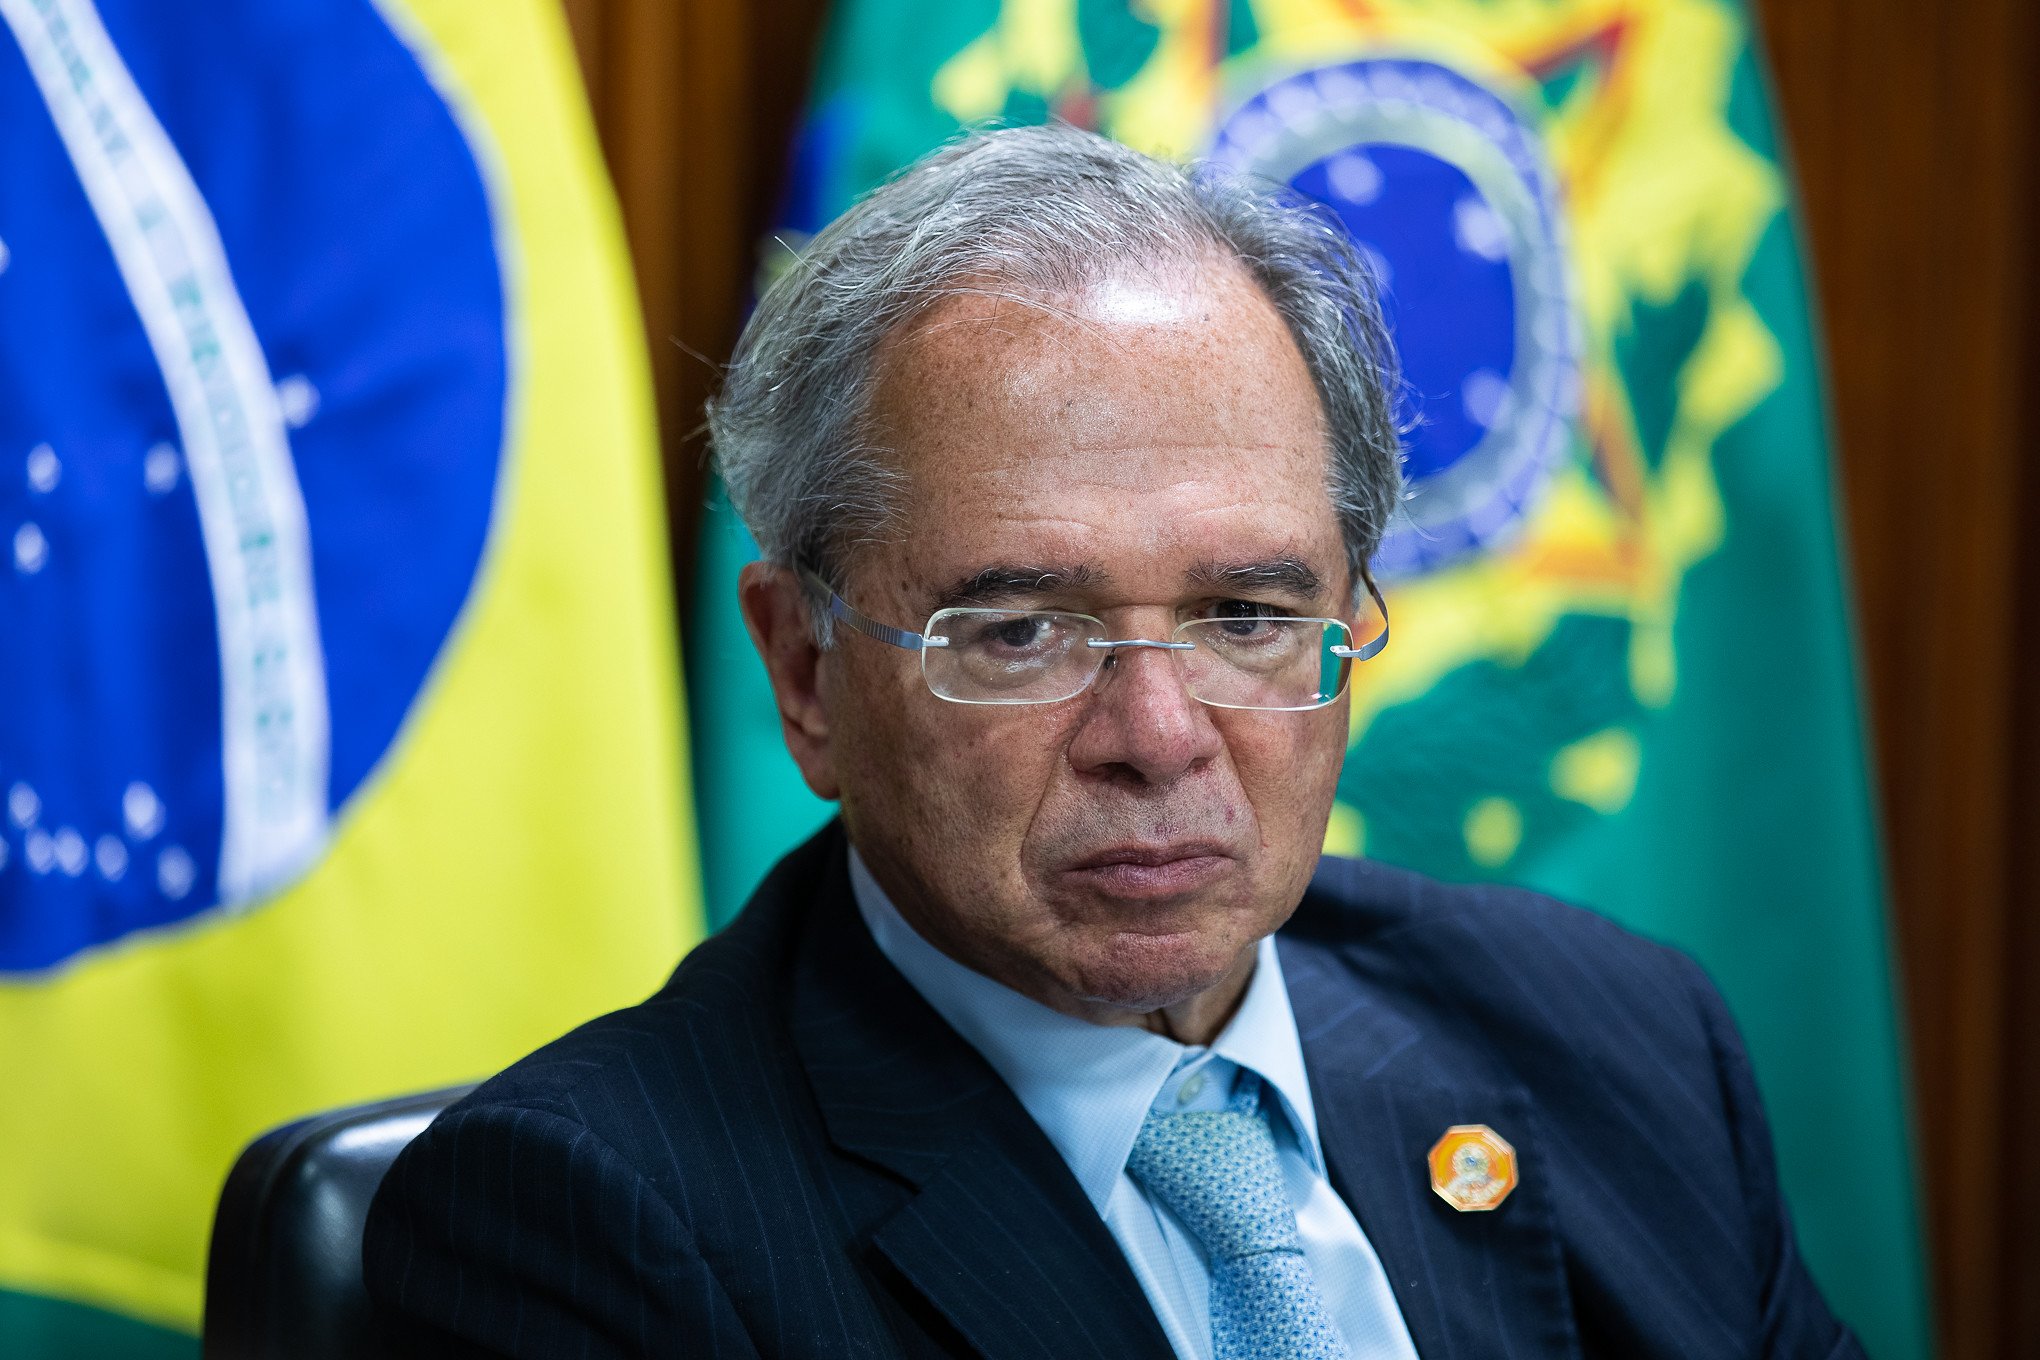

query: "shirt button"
left=1177, top=1072, right=1207, bottom=1105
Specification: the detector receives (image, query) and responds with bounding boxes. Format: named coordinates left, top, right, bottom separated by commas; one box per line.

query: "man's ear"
left=737, top=562, right=841, bottom=800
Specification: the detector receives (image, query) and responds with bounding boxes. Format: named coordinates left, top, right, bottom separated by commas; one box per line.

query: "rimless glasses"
left=802, top=569, right=1389, bottom=711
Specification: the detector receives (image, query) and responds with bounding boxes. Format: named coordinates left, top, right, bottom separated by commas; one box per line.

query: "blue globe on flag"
left=0, top=0, right=508, bottom=972
left=1212, top=58, right=1578, bottom=579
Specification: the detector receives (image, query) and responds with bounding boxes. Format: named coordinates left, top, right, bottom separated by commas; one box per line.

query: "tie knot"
left=1125, top=1103, right=1299, bottom=1262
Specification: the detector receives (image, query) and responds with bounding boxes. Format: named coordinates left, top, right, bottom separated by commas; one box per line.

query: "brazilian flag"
left=0, top=0, right=697, bottom=1352
left=689, top=1, right=1929, bottom=1356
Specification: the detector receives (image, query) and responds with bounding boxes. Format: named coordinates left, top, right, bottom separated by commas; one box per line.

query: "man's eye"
left=974, top=615, right=1057, bottom=652
left=1211, top=599, right=1285, bottom=619
left=993, top=618, right=1044, bottom=647
left=1200, top=599, right=1295, bottom=641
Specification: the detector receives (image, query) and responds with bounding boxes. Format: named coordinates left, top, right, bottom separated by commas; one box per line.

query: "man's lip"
left=1066, top=842, right=1234, bottom=871
left=1056, top=846, right=1235, bottom=901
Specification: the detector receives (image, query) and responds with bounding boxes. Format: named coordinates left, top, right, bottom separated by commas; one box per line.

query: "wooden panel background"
left=556, top=1, right=2040, bottom=1354
left=1756, top=2, right=2040, bottom=1357
left=557, top=0, right=826, bottom=587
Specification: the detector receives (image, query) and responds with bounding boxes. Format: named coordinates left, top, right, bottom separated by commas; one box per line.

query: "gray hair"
left=708, top=122, right=1402, bottom=620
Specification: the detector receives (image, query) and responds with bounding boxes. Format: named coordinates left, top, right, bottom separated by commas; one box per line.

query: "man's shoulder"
left=413, top=827, right=843, bottom=1173
left=400, top=928, right=778, bottom=1197
left=458, top=930, right=778, bottom=1120
left=1294, top=852, right=1694, bottom=976
left=1283, top=854, right=1717, bottom=1072
left=361, top=848, right=846, bottom=1355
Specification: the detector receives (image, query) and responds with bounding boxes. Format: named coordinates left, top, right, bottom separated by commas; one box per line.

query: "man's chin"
left=1062, top=927, right=1256, bottom=1017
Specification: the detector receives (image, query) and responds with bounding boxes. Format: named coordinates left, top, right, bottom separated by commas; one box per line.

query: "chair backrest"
left=202, top=1085, right=473, bottom=1360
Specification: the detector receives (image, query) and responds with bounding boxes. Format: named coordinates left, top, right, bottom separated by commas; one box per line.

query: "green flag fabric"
left=689, top=1, right=1928, bottom=1356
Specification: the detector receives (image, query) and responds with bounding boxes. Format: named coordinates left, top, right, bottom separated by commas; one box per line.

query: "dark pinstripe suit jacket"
left=363, top=821, right=1864, bottom=1359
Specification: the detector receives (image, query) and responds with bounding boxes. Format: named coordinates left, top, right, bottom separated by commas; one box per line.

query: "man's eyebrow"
left=935, top=564, right=1110, bottom=608
left=1186, top=556, right=1327, bottom=599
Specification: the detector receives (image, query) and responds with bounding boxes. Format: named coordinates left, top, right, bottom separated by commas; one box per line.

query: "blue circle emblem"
left=0, top=0, right=505, bottom=972
left=1212, top=58, right=1578, bottom=579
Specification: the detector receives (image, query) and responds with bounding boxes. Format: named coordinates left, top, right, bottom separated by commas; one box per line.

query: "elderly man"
left=365, top=125, right=1863, bottom=1359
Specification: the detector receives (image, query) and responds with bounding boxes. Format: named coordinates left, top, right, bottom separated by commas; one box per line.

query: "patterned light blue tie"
left=1126, top=1080, right=1348, bottom=1359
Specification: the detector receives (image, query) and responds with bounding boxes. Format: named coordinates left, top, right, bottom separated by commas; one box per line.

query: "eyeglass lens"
left=920, top=609, right=1365, bottom=709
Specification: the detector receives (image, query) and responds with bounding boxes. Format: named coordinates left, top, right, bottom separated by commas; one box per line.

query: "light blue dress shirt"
left=848, top=852, right=1420, bottom=1360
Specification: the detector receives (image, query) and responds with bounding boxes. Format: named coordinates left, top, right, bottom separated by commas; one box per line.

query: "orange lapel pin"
left=1428, top=1124, right=1518, bottom=1211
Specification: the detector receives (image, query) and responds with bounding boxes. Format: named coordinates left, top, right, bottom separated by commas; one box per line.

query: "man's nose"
left=1064, top=642, right=1226, bottom=786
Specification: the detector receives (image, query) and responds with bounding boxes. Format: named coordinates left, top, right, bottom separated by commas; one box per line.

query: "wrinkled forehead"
left=856, top=262, right=1346, bottom=601
left=871, top=263, right=1326, bottom=477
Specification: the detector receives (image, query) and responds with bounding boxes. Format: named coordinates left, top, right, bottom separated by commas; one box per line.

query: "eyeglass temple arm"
left=1328, top=574, right=1390, bottom=662
left=801, top=568, right=950, bottom=650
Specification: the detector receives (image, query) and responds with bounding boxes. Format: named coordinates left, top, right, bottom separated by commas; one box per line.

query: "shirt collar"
left=848, top=848, right=1325, bottom=1212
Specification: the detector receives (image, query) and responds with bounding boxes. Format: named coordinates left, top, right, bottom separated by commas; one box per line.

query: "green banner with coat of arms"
left=688, top=2, right=1928, bottom=1355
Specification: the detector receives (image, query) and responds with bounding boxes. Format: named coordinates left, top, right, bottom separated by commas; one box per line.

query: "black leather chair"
left=201, top=1085, right=472, bottom=1360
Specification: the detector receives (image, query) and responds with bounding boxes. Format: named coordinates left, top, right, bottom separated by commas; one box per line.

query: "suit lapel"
left=1280, top=934, right=1581, bottom=1360
left=790, top=833, right=1174, bottom=1360
left=863, top=1121, right=1176, bottom=1360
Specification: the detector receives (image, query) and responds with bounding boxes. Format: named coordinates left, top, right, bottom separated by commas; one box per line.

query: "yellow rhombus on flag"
left=0, top=0, right=699, bottom=1352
